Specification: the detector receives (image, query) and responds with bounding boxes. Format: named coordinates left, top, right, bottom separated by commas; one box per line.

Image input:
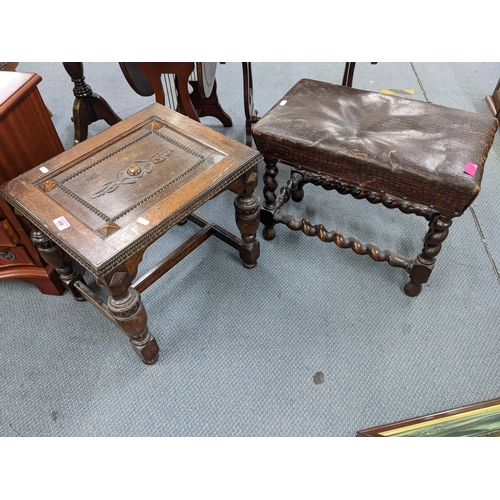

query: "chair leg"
left=404, top=215, right=453, bottom=296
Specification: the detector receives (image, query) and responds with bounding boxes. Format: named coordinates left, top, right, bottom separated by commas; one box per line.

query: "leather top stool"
left=1, top=103, right=262, bottom=364
left=253, top=78, right=498, bottom=296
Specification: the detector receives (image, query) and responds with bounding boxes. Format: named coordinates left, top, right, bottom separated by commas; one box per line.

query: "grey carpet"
left=1, top=62, right=499, bottom=438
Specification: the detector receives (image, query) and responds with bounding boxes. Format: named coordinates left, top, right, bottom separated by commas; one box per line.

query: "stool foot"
left=404, top=279, right=422, bottom=297
left=291, top=186, right=305, bottom=202
left=262, top=225, right=276, bottom=241
left=130, top=332, right=160, bottom=365
left=242, top=257, right=258, bottom=270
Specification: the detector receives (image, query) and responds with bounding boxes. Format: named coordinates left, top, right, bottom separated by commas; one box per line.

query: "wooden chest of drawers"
left=0, top=71, right=65, bottom=294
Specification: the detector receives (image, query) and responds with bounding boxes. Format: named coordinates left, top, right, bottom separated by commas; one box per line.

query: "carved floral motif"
left=92, top=150, right=173, bottom=198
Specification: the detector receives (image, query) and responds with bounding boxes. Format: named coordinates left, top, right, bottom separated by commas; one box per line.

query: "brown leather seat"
left=253, top=78, right=497, bottom=217
left=253, top=78, right=498, bottom=296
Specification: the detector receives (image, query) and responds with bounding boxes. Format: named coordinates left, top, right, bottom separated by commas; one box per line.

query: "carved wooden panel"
left=36, top=117, right=228, bottom=235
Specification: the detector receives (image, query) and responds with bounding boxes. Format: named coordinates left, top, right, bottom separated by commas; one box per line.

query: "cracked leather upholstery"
left=252, top=78, right=498, bottom=217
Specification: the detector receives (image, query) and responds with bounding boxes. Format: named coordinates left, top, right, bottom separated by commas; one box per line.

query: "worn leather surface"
left=252, top=78, right=498, bottom=215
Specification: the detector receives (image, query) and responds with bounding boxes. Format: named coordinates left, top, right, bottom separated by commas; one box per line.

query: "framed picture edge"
left=356, top=397, right=500, bottom=437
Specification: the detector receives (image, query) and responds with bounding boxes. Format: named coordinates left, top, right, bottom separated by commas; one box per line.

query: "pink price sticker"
left=464, top=162, right=478, bottom=176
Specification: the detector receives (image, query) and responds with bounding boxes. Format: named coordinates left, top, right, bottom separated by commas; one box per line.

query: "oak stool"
left=0, top=103, right=262, bottom=364
left=253, top=79, right=498, bottom=296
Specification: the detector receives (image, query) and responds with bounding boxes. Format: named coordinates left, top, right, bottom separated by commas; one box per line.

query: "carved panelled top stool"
left=253, top=79, right=498, bottom=296
left=0, top=103, right=262, bottom=364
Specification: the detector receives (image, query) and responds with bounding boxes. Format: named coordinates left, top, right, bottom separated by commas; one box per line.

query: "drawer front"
left=0, top=218, right=20, bottom=247
left=0, top=245, right=35, bottom=266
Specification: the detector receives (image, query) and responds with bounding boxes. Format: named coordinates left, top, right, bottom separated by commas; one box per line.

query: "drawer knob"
left=0, top=250, right=15, bottom=261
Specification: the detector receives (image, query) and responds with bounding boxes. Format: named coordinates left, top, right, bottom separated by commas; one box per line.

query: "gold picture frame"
left=357, top=398, right=500, bottom=437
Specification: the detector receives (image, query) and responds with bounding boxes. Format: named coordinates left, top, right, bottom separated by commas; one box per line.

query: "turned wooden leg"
left=30, top=228, right=86, bottom=301
left=260, top=157, right=279, bottom=241
left=63, top=62, right=121, bottom=145
left=101, top=254, right=159, bottom=364
left=234, top=192, right=261, bottom=269
left=230, top=168, right=260, bottom=269
left=404, top=215, right=453, bottom=297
